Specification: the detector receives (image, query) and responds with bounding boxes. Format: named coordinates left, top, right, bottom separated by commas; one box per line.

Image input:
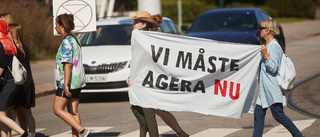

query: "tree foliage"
left=0, top=0, right=61, bottom=60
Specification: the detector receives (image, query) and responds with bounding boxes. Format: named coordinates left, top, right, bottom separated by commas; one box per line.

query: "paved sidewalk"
left=35, top=82, right=55, bottom=97
left=30, top=59, right=56, bottom=97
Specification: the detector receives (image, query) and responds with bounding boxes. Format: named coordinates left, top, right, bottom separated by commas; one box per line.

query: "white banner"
left=129, top=30, right=261, bottom=118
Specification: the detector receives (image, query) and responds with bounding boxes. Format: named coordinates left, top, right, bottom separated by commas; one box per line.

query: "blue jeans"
left=253, top=103, right=303, bottom=137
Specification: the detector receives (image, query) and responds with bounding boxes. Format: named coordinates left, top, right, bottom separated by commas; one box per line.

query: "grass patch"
left=273, top=17, right=309, bottom=23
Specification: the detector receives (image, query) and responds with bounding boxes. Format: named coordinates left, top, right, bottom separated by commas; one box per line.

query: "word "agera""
left=142, top=71, right=240, bottom=100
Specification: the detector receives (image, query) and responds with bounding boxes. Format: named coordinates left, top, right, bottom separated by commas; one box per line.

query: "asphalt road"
left=26, top=19, right=320, bottom=137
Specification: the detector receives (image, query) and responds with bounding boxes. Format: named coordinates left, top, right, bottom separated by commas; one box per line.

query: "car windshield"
left=79, top=24, right=133, bottom=46
left=189, top=12, right=257, bottom=32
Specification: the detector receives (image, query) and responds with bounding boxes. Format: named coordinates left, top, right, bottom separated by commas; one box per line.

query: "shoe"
left=79, top=129, right=91, bottom=137
left=21, top=131, right=28, bottom=137
left=28, top=132, right=36, bottom=137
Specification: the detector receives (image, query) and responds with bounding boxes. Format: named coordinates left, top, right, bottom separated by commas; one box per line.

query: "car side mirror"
left=181, top=25, right=188, bottom=32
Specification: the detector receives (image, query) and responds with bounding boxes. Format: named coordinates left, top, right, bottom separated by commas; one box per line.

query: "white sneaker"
left=79, top=129, right=91, bottom=137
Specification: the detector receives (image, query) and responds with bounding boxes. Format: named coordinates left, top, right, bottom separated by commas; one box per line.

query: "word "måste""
left=151, top=45, right=240, bottom=73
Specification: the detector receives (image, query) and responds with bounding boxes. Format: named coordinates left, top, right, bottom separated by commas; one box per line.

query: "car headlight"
left=115, top=61, right=128, bottom=71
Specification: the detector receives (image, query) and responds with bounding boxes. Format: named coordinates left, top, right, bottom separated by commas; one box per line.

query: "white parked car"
left=54, top=17, right=180, bottom=93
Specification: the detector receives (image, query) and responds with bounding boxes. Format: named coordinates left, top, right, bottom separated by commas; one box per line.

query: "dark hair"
left=56, top=13, right=75, bottom=34
left=142, top=14, right=163, bottom=31
left=153, top=14, right=163, bottom=28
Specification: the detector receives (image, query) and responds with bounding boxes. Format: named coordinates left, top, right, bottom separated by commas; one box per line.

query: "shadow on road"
left=89, top=132, right=121, bottom=137
left=79, top=92, right=129, bottom=103
left=34, top=133, right=49, bottom=137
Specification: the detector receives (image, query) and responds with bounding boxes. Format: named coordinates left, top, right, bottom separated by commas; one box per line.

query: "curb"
left=35, top=83, right=55, bottom=98
left=35, top=89, right=55, bottom=98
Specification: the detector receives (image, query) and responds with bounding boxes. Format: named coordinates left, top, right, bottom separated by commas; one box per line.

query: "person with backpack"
left=252, top=19, right=303, bottom=137
left=0, top=19, right=28, bottom=137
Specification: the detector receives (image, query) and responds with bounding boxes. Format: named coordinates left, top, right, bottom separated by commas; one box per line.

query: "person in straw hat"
left=127, top=10, right=189, bottom=137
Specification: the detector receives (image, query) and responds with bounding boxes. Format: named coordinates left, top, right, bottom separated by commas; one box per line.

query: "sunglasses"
left=259, top=26, right=267, bottom=31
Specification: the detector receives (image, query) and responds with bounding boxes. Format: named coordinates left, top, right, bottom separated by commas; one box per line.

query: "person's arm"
left=0, top=68, right=4, bottom=76
left=64, top=63, right=72, bottom=97
left=60, top=38, right=74, bottom=97
left=264, top=44, right=282, bottom=74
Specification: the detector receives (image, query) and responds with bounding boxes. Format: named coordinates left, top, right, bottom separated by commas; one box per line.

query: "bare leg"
left=1, top=108, right=12, bottom=137
left=0, top=111, right=25, bottom=135
left=67, top=98, right=81, bottom=137
left=15, top=108, right=27, bottom=131
left=0, top=122, right=10, bottom=137
left=25, top=108, right=36, bottom=133
left=14, top=107, right=36, bottom=135
left=155, top=110, right=189, bottom=137
left=53, top=96, right=83, bottom=133
left=1, top=107, right=20, bottom=137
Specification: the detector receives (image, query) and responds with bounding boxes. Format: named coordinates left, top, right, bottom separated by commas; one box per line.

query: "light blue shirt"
left=256, top=39, right=286, bottom=108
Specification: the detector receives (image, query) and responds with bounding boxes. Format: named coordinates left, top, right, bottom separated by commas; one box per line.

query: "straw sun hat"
left=129, top=10, right=157, bottom=26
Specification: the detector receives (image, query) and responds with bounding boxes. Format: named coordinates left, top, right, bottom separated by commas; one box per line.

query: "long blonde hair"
left=9, top=24, right=25, bottom=58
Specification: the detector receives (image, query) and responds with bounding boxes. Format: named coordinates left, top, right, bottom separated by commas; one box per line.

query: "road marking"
left=51, top=127, right=112, bottom=137
left=191, top=128, right=242, bottom=137
left=264, top=119, right=316, bottom=137
left=120, top=126, right=172, bottom=137
left=10, top=119, right=317, bottom=137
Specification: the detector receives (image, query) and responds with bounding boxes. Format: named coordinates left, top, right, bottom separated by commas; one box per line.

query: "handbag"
left=7, top=55, right=27, bottom=85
